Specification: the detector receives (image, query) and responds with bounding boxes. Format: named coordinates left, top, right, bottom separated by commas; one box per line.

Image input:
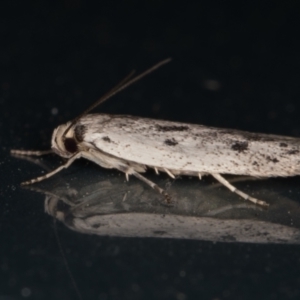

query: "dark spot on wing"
left=64, top=138, right=78, bottom=153
left=74, top=125, right=86, bottom=142
left=266, top=156, right=279, bottom=163
left=153, top=231, right=167, bottom=235
left=91, top=223, right=101, bottom=229
left=280, top=142, right=288, bottom=147
left=102, top=136, right=111, bottom=143
left=231, top=141, right=249, bottom=152
left=286, top=149, right=299, bottom=155
left=252, top=161, right=259, bottom=166
left=244, top=133, right=276, bottom=142
left=155, top=125, right=189, bottom=132
left=164, top=138, right=178, bottom=146
left=195, top=131, right=217, bottom=138
left=221, top=234, right=237, bottom=242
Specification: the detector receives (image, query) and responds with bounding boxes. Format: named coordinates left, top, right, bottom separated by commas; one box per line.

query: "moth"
left=12, top=58, right=300, bottom=207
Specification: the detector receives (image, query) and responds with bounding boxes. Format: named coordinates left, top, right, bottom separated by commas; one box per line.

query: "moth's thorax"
left=51, top=122, right=77, bottom=158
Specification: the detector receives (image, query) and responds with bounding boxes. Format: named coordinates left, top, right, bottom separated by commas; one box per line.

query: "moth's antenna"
left=63, top=58, right=172, bottom=136
left=65, top=69, right=136, bottom=134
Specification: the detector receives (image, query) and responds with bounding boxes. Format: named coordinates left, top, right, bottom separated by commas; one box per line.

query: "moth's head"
left=51, top=122, right=78, bottom=158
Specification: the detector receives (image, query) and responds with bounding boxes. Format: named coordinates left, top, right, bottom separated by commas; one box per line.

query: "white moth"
left=11, top=59, right=300, bottom=207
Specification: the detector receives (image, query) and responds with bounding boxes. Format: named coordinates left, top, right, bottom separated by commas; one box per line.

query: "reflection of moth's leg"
left=211, top=173, right=268, bottom=207
left=205, top=203, right=262, bottom=217
left=131, top=171, right=172, bottom=204
left=122, top=191, right=128, bottom=202
left=11, top=151, right=53, bottom=173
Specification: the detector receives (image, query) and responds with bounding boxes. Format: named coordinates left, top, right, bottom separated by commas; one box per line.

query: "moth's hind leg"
left=131, top=171, right=173, bottom=205
left=11, top=149, right=53, bottom=156
left=211, top=173, right=269, bottom=207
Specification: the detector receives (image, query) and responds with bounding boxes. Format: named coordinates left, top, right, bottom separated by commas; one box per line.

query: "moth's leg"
left=11, top=149, right=53, bottom=156
left=163, top=168, right=175, bottom=179
left=21, top=152, right=83, bottom=185
left=211, top=173, right=269, bottom=207
left=132, top=171, right=172, bottom=204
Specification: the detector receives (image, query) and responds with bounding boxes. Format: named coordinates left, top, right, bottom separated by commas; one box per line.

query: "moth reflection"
left=27, top=172, right=300, bottom=244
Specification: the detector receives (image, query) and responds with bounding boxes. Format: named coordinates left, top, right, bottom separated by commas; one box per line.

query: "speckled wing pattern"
left=77, top=114, right=300, bottom=177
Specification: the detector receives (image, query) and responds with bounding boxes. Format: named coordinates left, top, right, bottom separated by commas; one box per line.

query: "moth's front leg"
left=21, top=152, right=83, bottom=185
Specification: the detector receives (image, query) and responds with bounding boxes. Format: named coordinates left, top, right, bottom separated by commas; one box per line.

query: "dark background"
left=1, top=1, right=300, bottom=299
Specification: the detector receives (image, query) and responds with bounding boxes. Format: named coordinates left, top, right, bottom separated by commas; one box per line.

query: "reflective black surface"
left=2, top=1, right=300, bottom=299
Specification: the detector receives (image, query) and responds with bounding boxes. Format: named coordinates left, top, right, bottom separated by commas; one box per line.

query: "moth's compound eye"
left=64, top=138, right=78, bottom=153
